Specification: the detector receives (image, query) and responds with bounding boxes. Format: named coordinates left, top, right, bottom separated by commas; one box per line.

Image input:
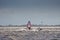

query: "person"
left=27, top=21, right=31, bottom=30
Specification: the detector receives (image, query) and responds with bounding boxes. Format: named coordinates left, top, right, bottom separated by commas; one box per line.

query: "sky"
left=0, top=0, right=60, bottom=25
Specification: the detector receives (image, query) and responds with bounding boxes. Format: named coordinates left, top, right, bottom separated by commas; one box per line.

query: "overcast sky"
left=0, top=0, right=60, bottom=25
